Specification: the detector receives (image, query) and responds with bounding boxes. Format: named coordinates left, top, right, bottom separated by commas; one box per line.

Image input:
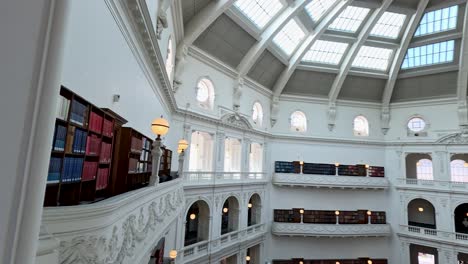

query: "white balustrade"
left=396, top=178, right=468, bottom=193
left=183, top=171, right=267, bottom=186
left=272, top=222, right=391, bottom=237
left=181, top=223, right=266, bottom=263
left=273, top=173, right=389, bottom=189
left=399, top=225, right=468, bottom=245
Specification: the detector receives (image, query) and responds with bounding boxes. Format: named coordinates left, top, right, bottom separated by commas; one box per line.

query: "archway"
left=185, top=200, right=210, bottom=246
left=408, top=198, right=436, bottom=229
left=248, top=194, right=261, bottom=226
left=454, top=203, right=468, bottom=234
left=221, top=196, right=240, bottom=235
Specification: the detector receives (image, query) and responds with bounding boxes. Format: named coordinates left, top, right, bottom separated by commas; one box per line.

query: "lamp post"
left=367, top=210, right=372, bottom=224
left=177, top=139, right=189, bottom=179
left=150, top=116, right=170, bottom=186
left=169, top=249, right=177, bottom=264
left=335, top=210, right=340, bottom=225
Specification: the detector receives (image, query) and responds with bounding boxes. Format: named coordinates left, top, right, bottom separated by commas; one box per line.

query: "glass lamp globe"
left=178, top=139, right=189, bottom=152
left=151, top=117, right=170, bottom=137
left=335, top=210, right=340, bottom=216
left=189, top=213, right=196, bottom=220
left=169, top=250, right=177, bottom=259
left=248, top=203, right=253, bottom=208
left=367, top=211, right=372, bottom=216
left=223, top=207, right=229, bottom=213
left=245, top=256, right=251, bottom=261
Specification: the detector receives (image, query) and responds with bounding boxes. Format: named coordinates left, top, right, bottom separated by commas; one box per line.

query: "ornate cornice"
left=436, top=133, right=468, bottom=144
left=272, top=222, right=392, bottom=237
left=273, top=173, right=389, bottom=189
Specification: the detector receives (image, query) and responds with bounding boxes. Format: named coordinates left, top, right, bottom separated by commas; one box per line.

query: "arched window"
left=165, top=37, right=174, bottom=80
left=252, top=102, right=263, bottom=126
left=290, top=111, right=307, bottom=132
left=189, top=131, right=214, bottom=171
left=185, top=200, right=210, bottom=246
left=407, top=198, right=436, bottom=229
left=451, top=159, right=468, bottom=182
left=353, top=115, right=369, bottom=136
left=416, top=159, right=433, bottom=180
left=196, top=78, right=215, bottom=110
left=408, top=117, right=426, bottom=132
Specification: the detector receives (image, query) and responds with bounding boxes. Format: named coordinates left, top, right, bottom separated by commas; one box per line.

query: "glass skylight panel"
left=401, top=40, right=455, bottom=69
left=305, top=0, right=338, bottom=21
left=302, top=40, right=349, bottom=65
left=370, top=12, right=406, bottom=39
left=234, top=0, right=284, bottom=29
left=328, top=6, right=370, bottom=33
left=273, top=20, right=306, bottom=56
left=414, top=5, right=458, bottom=37
left=352, top=46, right=393, bottom=71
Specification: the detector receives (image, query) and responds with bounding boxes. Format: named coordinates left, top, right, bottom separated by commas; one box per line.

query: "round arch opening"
left=184, top=200, right=210, bottom=246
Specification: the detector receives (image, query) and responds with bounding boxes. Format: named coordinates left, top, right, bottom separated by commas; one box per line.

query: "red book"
left=82, top=161, right=97, bottom=181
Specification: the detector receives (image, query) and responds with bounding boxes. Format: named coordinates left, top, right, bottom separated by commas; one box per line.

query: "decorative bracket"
left=327, top=103, right=337, bottom=131
left=381, top=106, right=390, bottom=135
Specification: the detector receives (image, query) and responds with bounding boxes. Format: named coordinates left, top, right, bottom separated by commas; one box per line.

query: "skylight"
left=302, top=40, right=349, bottom=65
left=328, top=6, right=370, bottom=33
left=370, top=12, right=406, bottom=39
left=234, top=0, right=284, bottom=29
left=352, top=46, right=393, bottom=71
left=273, top=19, right=306, bottom=56
left=401, top=40, right=455, bottom=69
left=415, top=5, right=458, bottom=37
left=305, top=0, right=338, bottom=21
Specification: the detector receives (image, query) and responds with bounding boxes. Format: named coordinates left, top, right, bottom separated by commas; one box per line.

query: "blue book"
left=80, top=131, right=87, bottom=154
left=76, top=158, right=83, bottom=181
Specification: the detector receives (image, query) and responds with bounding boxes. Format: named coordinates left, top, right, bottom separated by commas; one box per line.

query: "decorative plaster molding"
left=436, top=133, right=468, bottom=144
left=272, top=222, right=391, bottom=237
left=220, top=113, right=253, bottom=130
left=41, top=181, right=185, bottom=264
left=273, top=173, right=389, bottom=189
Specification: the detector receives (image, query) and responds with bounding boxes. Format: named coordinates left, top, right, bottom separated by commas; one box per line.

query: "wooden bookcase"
left=274, top=209, right=386, bottom=225
left=110, top=127, right=153, bottom=195
left=272, top=259, right=388, bottom=264
left=44, top=86, right=126, bottom=206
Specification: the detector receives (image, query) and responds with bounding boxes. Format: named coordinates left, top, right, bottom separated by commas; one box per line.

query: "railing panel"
left=184, top=172, right=267, bottom=186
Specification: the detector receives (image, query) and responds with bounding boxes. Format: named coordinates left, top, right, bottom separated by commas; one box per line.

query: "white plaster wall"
left=60, top=0, right=177, bottom=151
left=0, top=0, right=53, bottom=261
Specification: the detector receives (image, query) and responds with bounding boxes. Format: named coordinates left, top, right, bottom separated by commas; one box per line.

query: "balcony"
left=396, top=178, right=468, bottom=194
left=272, top=222, right=391, bottom=237
left=39, top=180, right=184, bottom=264
left=183, top=172, right=268, bottom=187
left=181, top=223, right=266, bottom=263
left=273, top=173, right=389, bottom=189
left=399, top=225, right=468, bottom=246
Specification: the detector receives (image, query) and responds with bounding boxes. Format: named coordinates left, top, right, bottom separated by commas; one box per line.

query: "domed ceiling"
left=178, top=0, right=467, bottom=105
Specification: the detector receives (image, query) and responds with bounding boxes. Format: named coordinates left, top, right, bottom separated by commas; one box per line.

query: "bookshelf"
left=274, top=161, right=385, bottom=178
left=110, top=127, right=153, bottom=195
left=159, top=146, right=173, bottom=182
left=272, top=259, right=388, bottom=264
left=274, top=209, right=386, bottom=225
left=44, top=87, right=126, bottom=207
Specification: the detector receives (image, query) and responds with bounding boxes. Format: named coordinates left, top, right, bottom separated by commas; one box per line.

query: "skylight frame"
left=414, top=5, right=459, bottom=37
left=352, top=46, right=394, bottom=72
left=370, top=11, right=407, bottom=39
left=401, top=40, right=456, bottom=70
left=327, top=6, right=371, bottom=33
left=305, top=0, right=338, bottom=22
left=302, top=40, right=350, bottom=66
left=272, top=19, right=307, bottom=56
left=233, top=0, right=285, bottom=30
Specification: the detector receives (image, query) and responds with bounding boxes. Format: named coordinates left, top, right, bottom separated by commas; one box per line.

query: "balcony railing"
left=400, top=225, right=468, bottom=244
left=183, top=171, right=267, bottom=186
left=272, top=222, right=391, bottom=237
left=273, top=173, right=389, bottom=189
left=396, top=178, right=468, bottom=193
left=181, top=223, right=266, bottom=263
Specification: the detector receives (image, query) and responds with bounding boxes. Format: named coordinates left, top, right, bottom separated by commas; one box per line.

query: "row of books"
left=99, top=142, right=112, bottom=163
left=140, top=149, right=151, bottom=162
left=273, top=209, right=386, bottom=224
left=70, top=128, right=88, bottom=154
left=89, top=111, right=104, bottom=134
left=102, top=119, right=114, bottom=137
left=129, top=158, right=151, bottom=173
left=368, top=166, right=385, bottom=177
left=82, top=161, right=98, bottom=181
left=274, top=161, right=385, bottom=177
left=303, top=163, right=336, bottom=175
left=273, top=259, right=388, bottom=264
left=62, top=157, right=84, bottom=182
left=47, top=157, right=62, bottom=183
left=56, top=95, right=70, bottom=120
left=70, top=100, right=88, bottom=127
left=131, top=136, right=143, bottom=153
left=86, top=135, right=101, bottom=156
left=275, top=161, right=300, bottom=173
left=52, top=125, right=67, bottom=151
left=96, top=168, right=109, bottom=190
left=142, top=137, right=151, bottom=150
left=338, top=165, right=367, bottom=176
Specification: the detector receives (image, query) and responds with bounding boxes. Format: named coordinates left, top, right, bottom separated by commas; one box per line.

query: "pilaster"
left=215, top=132, right=226, bottom=172
left=438, top=248, right=458, bottom=264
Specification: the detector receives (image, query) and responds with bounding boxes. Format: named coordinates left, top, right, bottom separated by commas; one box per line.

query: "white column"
left=182, top=125, right=191, bottom=173
left=433, top=148, right=450, bottom=182
left=3, top=1, right=70, bottom=263
left=150, top=138, right=164, bottom=185
left=400, top=241, right=410, bottom=264
left=438, top=248, right=458, bottom=264
left=215, top=132, right=226, bottom=172
left=437, top=197, right=453, bottom=233
left=242, top=138, right=251, bottom=174
left=178, top=150, right=185, bottom=178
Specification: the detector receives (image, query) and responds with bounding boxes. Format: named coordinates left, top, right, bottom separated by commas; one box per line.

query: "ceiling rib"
left=271, top=0, right=352, bottom=98
left=327, top=0, right=393, bottom=104
left=236, top=0, right=313, bottom=77
left=457, top=2, right=468, bottom=127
